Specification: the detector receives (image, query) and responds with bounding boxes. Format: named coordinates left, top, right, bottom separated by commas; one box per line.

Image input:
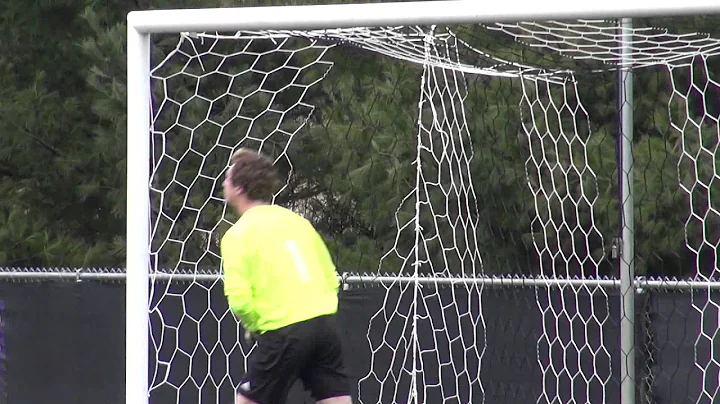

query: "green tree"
left=0, top=0, right=125, bottom=266
left=2, top=0, right=719, bottom=280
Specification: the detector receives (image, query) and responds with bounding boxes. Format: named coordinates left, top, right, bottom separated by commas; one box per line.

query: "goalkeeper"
left=220, top=148, right=352, bottom=404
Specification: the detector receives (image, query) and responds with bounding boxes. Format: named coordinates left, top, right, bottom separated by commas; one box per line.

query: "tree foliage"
left=1, top=1, right=719, bottom=279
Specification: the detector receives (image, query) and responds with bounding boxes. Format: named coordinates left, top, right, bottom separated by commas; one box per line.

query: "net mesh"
left=486, top=20, right=720, bottom=68
left=144, top=17, right=720, bottom=404
left=671, top=53, right=720, bottom=403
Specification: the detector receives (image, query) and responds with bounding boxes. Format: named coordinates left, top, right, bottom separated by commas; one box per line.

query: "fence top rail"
left=0, top=267, right=719, bottom=290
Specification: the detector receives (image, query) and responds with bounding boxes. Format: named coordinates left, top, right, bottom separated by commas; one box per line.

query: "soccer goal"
left=127, top=1, right=720, bottom=403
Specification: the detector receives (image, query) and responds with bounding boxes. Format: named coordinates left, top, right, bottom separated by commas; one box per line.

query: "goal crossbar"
left=127, top=0, right=720, bottom=33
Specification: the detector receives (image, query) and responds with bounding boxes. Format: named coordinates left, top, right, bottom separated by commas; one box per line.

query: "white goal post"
left=126, top=1, right=720, bottom=404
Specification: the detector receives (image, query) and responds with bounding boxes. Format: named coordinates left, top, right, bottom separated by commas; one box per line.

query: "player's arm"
left=221, top=231, right=259, bottom=331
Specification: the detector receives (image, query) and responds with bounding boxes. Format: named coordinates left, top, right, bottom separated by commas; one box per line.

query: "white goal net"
left=142, top=13, right=720, bottom=404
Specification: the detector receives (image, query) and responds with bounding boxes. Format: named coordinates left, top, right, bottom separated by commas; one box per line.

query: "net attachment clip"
left=181, top=32, right=201, bottom=39
left=611, top=238, right=623, bottom=259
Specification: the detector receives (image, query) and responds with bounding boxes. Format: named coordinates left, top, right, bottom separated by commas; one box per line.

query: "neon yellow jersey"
left=220, top=205, right=339, bottom=333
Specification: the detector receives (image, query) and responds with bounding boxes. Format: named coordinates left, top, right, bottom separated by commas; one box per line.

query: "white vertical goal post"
left=126, top=1, right=720, bottom=404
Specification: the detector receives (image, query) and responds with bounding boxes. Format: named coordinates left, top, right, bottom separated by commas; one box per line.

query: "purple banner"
left=0, top=299, right=5, bottom=403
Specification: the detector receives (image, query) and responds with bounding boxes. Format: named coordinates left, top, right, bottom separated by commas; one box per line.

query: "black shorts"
left=237, top=314, right=350, bottom=404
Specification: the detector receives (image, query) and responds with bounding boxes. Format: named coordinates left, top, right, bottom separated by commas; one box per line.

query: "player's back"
left=224, top=204, right=339, bottom=332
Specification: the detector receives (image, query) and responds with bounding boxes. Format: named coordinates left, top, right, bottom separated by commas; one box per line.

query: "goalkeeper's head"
left=223, top=148, right=280, bottom=214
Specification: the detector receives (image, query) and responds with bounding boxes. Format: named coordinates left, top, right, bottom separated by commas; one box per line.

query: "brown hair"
left=229, top=148, right=280, bottom=201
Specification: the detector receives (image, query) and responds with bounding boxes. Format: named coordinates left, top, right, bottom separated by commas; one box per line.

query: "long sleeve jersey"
left=220, top=205, right=339, bottom=333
